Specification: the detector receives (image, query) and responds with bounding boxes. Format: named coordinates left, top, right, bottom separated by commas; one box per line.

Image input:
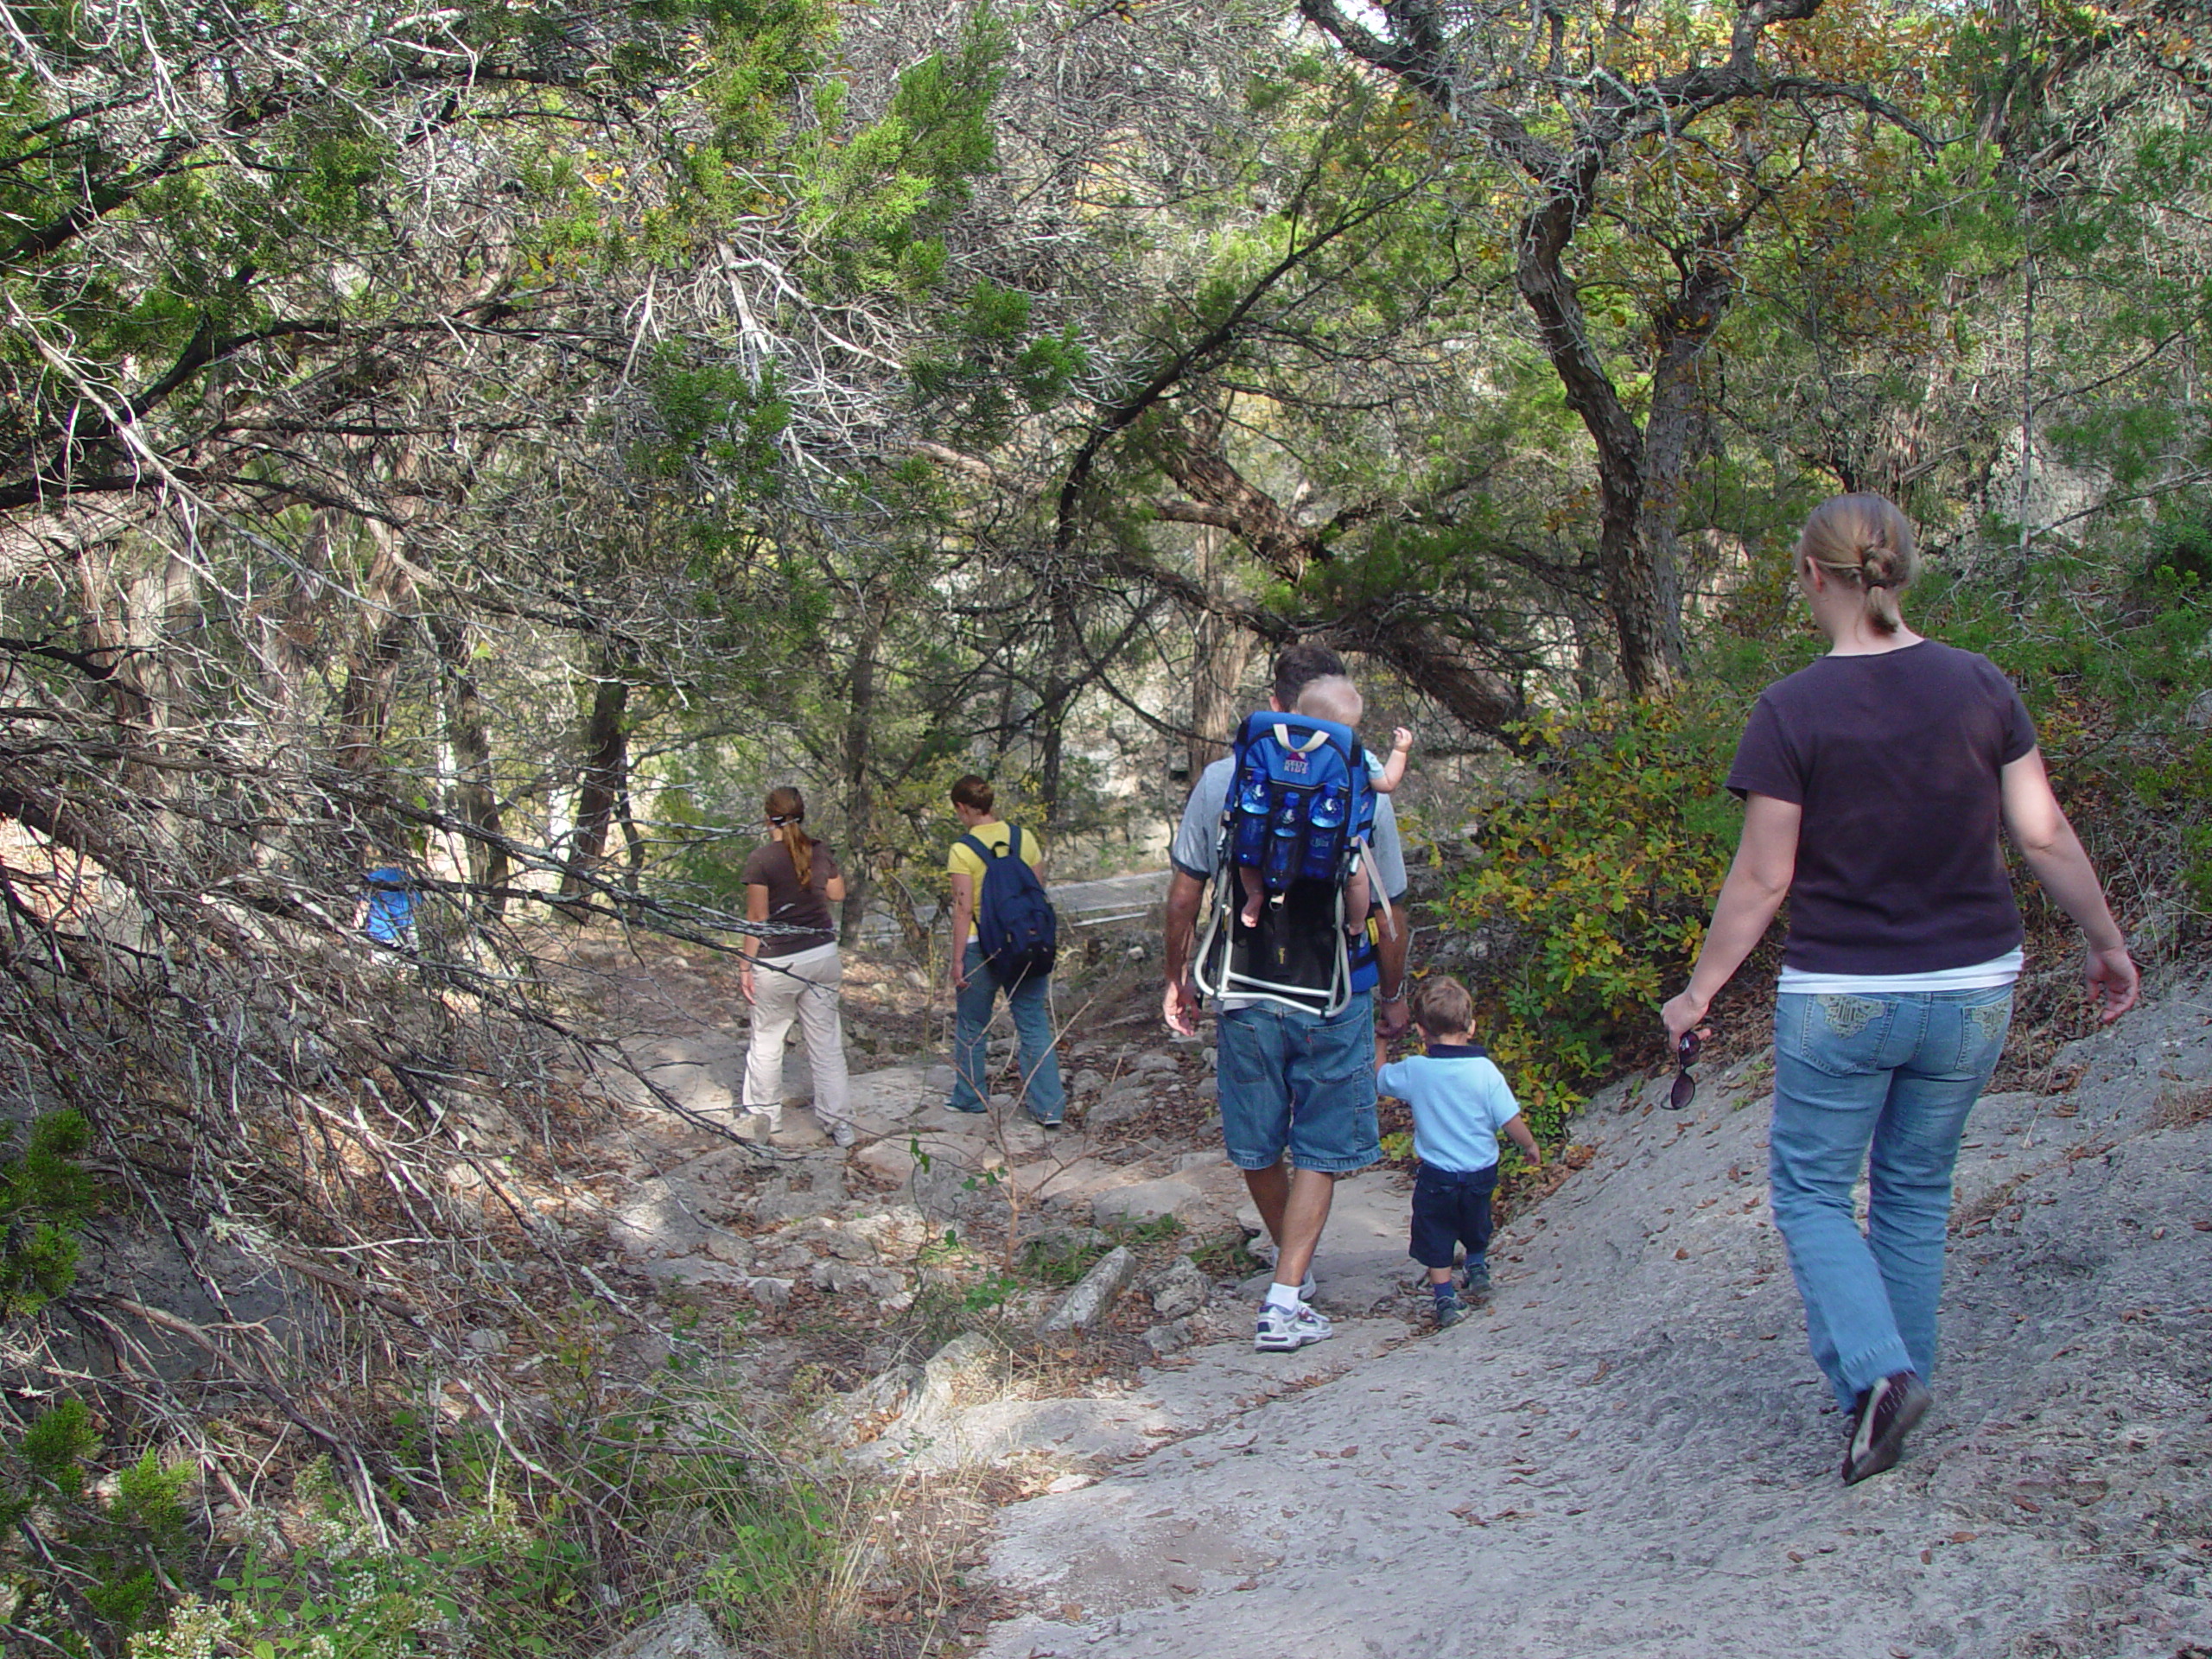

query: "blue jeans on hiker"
left=947, top=943, right=1065, bottom=1123
left=1769, top=984, right=2013, bottom=1410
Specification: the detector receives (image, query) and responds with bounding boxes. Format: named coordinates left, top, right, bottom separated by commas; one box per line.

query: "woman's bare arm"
left=741, top=882, right=770, bottom=1001
left=948, top=871, right=975, bottom=988
left=1662, top=792, right=1802, bottom=1042
left=2001, top=750, right=2138, bottom=1022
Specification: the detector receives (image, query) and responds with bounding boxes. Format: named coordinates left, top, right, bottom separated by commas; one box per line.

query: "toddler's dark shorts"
left=1408, top=1161, right=1498, bottom=1271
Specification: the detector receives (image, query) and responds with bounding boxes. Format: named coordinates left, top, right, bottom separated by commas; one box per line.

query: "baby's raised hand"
left=1391, top=726, right=1414, bottom=753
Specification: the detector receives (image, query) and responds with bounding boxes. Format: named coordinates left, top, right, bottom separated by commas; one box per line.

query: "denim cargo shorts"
left=1217, top=996, right=1381, bottom=1173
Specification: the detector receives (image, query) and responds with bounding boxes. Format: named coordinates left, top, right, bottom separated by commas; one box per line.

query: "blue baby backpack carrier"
left=1193, top=711, right=1389, bottom=1014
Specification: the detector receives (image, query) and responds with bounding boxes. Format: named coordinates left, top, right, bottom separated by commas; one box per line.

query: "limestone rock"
left=815, top=1361, right=924, bottom=1446
left=749, top=1277, right=791, bottom=1312
left=748, top=1160, right=849, bottom=1224
left=1084, top=1088, right=1151, bottom=1131
left=600, top=1603, right=734, bottom=1659
left=843, top=1064, right=949, bottom=1122
left=1039, top=1245, right=1135, bottom=1333
left=639, top=1255, right=755, bottom=1290
left=810, top=1258, right=905, bottom=1300
left=609, top=1179, right=713, bottom=1258
left=906, top=1331, right=1004, bottom=1427
left=1092, top=1179, right=1205, bottom=1229
left=846, top=1205, right=931, bottom=1260
left=1147, top=1255, right=1211, bottom=1321
left=818, top=1224, right=879, bottom=1262
left=1131, top=1053, right=1179, bottom=1076
left=703, top=1233, right=753, bottom=1268
left=852, top=1137, right=974, bottom=1211
left=1067, top=1068, right=1107, bottom=1097
left=1144, top=1316, right=1195, bottom=1357
left=854, top=1138, right=919, bottom=1186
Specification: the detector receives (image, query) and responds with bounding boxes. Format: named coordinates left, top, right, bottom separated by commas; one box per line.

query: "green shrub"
left=0, top=1109, right=99, bottom=1317
left=1440, top=694, right=1747, bottom=1135
left=2, top=1403, right=194, bottom=1654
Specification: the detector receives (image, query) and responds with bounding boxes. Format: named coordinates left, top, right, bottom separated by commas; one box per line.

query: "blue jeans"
left=947, top=944, right=1065, bottom=1122
left=1769, top=985, right=2013, bottom=1409
left=1217, top=996, right=1381, bottom=1173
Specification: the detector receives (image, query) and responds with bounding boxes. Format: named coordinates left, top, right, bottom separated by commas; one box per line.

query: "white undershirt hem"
left=1777, top=948, right=2023, bottom=996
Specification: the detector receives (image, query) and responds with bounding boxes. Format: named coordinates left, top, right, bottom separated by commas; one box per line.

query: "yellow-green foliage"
left=1444, top=695, right=1745, bottom=1135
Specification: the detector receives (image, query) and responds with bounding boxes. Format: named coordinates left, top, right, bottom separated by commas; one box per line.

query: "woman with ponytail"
left=741, top=786, right=855, bottom=1147
left=1663, top=493, right=2138, bottom=1484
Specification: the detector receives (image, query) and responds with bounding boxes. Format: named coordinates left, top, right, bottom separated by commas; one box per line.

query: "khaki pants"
left=742, top=942, right=850, bottom=1130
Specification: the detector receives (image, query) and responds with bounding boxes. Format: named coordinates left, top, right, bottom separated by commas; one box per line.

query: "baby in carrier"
left=1236, top=674, right=1412, bottom=933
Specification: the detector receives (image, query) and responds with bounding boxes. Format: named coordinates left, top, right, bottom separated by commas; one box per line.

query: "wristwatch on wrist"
left=1377, top=982, right=1407, bottom=1002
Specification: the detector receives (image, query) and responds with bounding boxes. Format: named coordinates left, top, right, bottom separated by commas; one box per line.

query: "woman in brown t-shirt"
left=1662, top=493, right=2137, bottom=1486
left=741, top=786, right=853, bottom=1146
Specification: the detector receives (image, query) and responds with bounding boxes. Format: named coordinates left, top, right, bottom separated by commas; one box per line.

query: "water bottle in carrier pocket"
left=1262, top=792, right=1304, bottom=893
left=1300, top=784, right=1346, bottom=882
left=1231, top=758, right=1272, bottom=869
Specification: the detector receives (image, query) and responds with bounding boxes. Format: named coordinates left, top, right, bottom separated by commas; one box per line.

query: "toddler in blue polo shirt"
left=1377, top=975, right=1542, bottom=1329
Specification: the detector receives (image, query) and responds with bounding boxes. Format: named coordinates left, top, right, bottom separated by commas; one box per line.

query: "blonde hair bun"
left=1796, top=494, right=1919, bottom=632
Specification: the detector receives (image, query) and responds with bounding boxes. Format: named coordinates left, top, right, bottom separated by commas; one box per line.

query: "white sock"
left=1264, top=1281, right=1303, bottom=1312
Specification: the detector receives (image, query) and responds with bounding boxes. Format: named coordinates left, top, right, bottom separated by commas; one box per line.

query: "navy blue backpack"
left=960, top=825, right=1058, bottom=990
left=1193, top=711, right=1385, bottom=1014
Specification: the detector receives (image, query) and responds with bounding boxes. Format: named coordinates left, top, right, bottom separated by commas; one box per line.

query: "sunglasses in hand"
left=1666, top=1029, right=1700, bottom=1111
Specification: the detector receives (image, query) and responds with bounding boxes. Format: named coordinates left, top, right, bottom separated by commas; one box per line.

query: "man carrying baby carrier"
left=1162, top=644, right=1411, bottom=1351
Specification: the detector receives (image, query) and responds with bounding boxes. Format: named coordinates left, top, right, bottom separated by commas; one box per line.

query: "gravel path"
left=979, top=977, right=2212, bottom=1659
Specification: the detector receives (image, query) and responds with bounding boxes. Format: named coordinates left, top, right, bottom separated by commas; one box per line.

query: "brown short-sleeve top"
left=1726, top=640, right=2037, bottom=975
left=741, top=838, right=841, bottom=958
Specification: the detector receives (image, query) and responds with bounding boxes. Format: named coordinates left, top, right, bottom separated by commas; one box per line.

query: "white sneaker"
left=1255, top=1300, right=1332, bottom=1352
left=828, top=1121, right=857, bottom=1148
left=1298, top=1269, right=1318, bottom=1302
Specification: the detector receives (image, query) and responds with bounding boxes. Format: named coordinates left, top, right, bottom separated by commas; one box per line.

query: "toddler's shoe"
left=1461, top=1260, right=1491, bottom=1301
left=1431, top=1292, right=1465, bottom=1331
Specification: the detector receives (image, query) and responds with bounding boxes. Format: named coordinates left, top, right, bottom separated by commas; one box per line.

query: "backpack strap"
left=958, top=827, right=1026, bottom=864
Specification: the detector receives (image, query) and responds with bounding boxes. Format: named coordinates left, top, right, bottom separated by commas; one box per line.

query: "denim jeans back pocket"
left=1779, top=992, right=1898, bottom=1078
left=1952, top=991, right=2013, bottom=1077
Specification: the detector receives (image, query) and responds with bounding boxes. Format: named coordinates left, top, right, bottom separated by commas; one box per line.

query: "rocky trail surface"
left=974, top=979, right=2212, bottom=1659
left=561, top=932, right=2209, bottom=1659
